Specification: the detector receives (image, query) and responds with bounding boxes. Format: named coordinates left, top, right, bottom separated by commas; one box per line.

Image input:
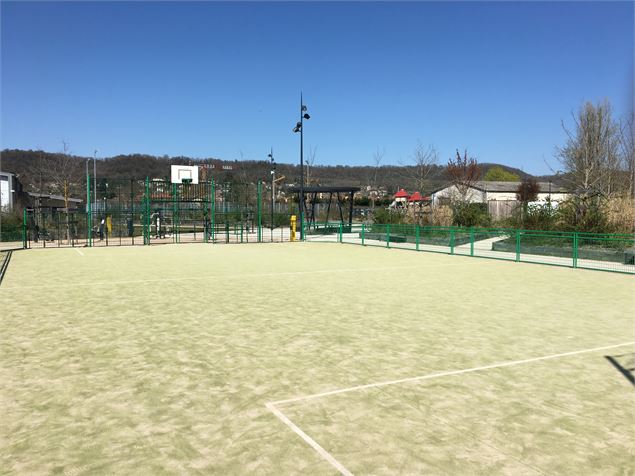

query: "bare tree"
left=41, top=141, right=82, bottom=243
left=557, top=100, right=622, bottom=198
left=446, top=149, right=481, bottom=202
left=306, top=145, right=317, bottom=185
left=618, top=113, right=635, bottom=198
left=370, top=146, right=385, bottom=209
left=410, top=142, right=438, bottom=193
left=399, top=142, right=438, bottom=193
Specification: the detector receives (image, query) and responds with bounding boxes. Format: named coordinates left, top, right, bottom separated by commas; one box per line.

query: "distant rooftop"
left=432, top=181, right=569, bottom=194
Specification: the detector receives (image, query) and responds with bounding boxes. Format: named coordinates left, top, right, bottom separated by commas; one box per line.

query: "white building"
left=430, top=181, right=570, bottom=206
left=0, top=172, right=19, bottom=212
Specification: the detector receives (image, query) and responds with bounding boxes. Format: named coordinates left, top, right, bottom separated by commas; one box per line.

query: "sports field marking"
left=265, top=402, right=353, bottom=476
left=271, top=341, right=635, bottom=406
left=74, top=248, right=85, bottom=256
left=1, top=264, right=456, bottom=290
left=267, top=341, right=635, bottom=475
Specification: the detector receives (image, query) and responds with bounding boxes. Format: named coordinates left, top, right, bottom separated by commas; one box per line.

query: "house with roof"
left=430, top=181, right=570, bottom=206
left=392, top=189, right=409, bottom=207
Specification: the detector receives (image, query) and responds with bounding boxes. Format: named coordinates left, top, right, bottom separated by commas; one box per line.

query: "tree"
left=407, top=142, right=438, bottom=193
left=557, top=100, right=622, bottom=198
left=41, top=141, right=83, bottom=243
left=369, top=146, right=385, bottom=210
left=618, top=113, right=635, bottom=198
left=484, top=166, right=519, bottom=182
left=446, top=149, right=481, bottom=202
left=516, top=177, right=540, bottom=226
left=516, top=177, right=540, bottom=203
left=306, top=145, right=318, bottom=185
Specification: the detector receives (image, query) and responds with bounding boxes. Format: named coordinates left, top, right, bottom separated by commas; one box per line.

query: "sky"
left=1, top=1, right=633, bottom=175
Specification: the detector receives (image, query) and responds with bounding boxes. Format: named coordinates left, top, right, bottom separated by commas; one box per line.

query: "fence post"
left=86, top=173, right=92, bottom=247
left=361, top=223, right=365, bottom=245
left=450, top=227, right=455, bottom=255
left=22, top=208, right=27, bottom=249
left=339, top=222, right=343, bottom=243
left=257, top=181, right=262, bottom=243
left=469, top=227, right=474, bottom=256
left=172, top=183, right=178, bottom=243
left=386, top=224, right=391, bottom=248
left=515, top=229, right=520, bottom=262
left=144, top=177, right=150, bottom=245
left=211, top=180, right=215, bottom=243
left=415, top=225, right=420, bottom=251
left=573, top=232, right=578, bottom=268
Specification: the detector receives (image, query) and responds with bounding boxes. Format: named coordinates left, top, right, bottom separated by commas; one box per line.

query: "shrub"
left=430, top=205, right=453, bottom=226
left=603, top=197, right=635, bottom=234
left=372, top=207, right=406, bottom=224
left=452, top=203, right=490, bottom=227
left=556, top=197, right=612, bottom=234
left=500, top=202, right=558, bottom=230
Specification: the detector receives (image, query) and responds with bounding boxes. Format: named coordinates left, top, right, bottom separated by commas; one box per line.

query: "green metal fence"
left=305, top=223, right=635, bottom=274
left=19, top=177, right=635, bottom=274
left=23, top=177, right=292, bottom=249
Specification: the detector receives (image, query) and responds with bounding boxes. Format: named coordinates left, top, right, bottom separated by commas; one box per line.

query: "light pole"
left=268, top=148, right=275, bottom=241
left=292, top=93, right=310, bottom=239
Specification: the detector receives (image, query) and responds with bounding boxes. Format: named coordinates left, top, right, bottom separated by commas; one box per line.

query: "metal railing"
left=305, top=223, right=635, bottom=274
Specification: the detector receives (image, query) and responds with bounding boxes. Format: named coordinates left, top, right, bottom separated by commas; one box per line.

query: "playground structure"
left=21, top=177, right=295, bottom=248
left=287, top=185, right=361, bottom=234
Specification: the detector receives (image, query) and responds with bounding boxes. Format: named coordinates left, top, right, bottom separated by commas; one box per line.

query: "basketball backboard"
left=170, top=165, right=199, bottom=184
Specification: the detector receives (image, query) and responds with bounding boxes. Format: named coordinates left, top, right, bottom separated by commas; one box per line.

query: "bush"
left=509, top=202, right=558, bottom=230
left=556, top=198, right=612, bottom=234
left=603, top=197, right=635, bottom=234
left=372, top=207, right=406, bottom=224
left=430, top=205, right=453, bottom=226
left=0, top=211, right=23, bottom=242
left=451, top=203, right=490, bottom=227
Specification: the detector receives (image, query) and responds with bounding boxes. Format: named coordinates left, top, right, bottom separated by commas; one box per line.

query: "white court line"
left=271, top=341, right=635, bottom=406
left=1, top=264, right=437, bottom=290
left=266, top=402, right=353, bottom=476
left=74, top=248, right=84, bottom=256
left=267, top=341, right=635, bottom=475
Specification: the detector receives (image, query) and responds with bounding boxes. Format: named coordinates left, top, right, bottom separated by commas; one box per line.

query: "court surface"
left=1, top=243, right=633, bottom=475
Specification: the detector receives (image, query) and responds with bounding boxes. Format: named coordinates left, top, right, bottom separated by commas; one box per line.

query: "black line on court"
left=605, top=354, right=635, bottom=387
left=0, top=250, right=13, bottom=287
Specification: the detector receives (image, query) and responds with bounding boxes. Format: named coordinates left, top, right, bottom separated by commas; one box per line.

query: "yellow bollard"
left=290, top=215, right=296, bottom=242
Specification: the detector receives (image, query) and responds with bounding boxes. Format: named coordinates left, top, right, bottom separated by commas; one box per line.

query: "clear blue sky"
left=1, top=1, right=633, bottom=175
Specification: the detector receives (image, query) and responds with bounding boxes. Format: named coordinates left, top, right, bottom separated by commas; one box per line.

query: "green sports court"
left=1, top=243, right=633, bottom=475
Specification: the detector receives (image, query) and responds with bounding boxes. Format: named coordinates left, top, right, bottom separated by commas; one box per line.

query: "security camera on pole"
left=292, top=93, right=310, bottom=240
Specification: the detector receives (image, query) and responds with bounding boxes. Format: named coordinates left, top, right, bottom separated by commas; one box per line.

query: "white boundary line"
left=1, top=265, right=432, bottom=290
left=266, top=341, right=635, bottom=475
left=272, top=341, right=635, bottom=406
left=266, top=402, right=353, bottom=476
left=74, top=248, right=84, bottom=256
